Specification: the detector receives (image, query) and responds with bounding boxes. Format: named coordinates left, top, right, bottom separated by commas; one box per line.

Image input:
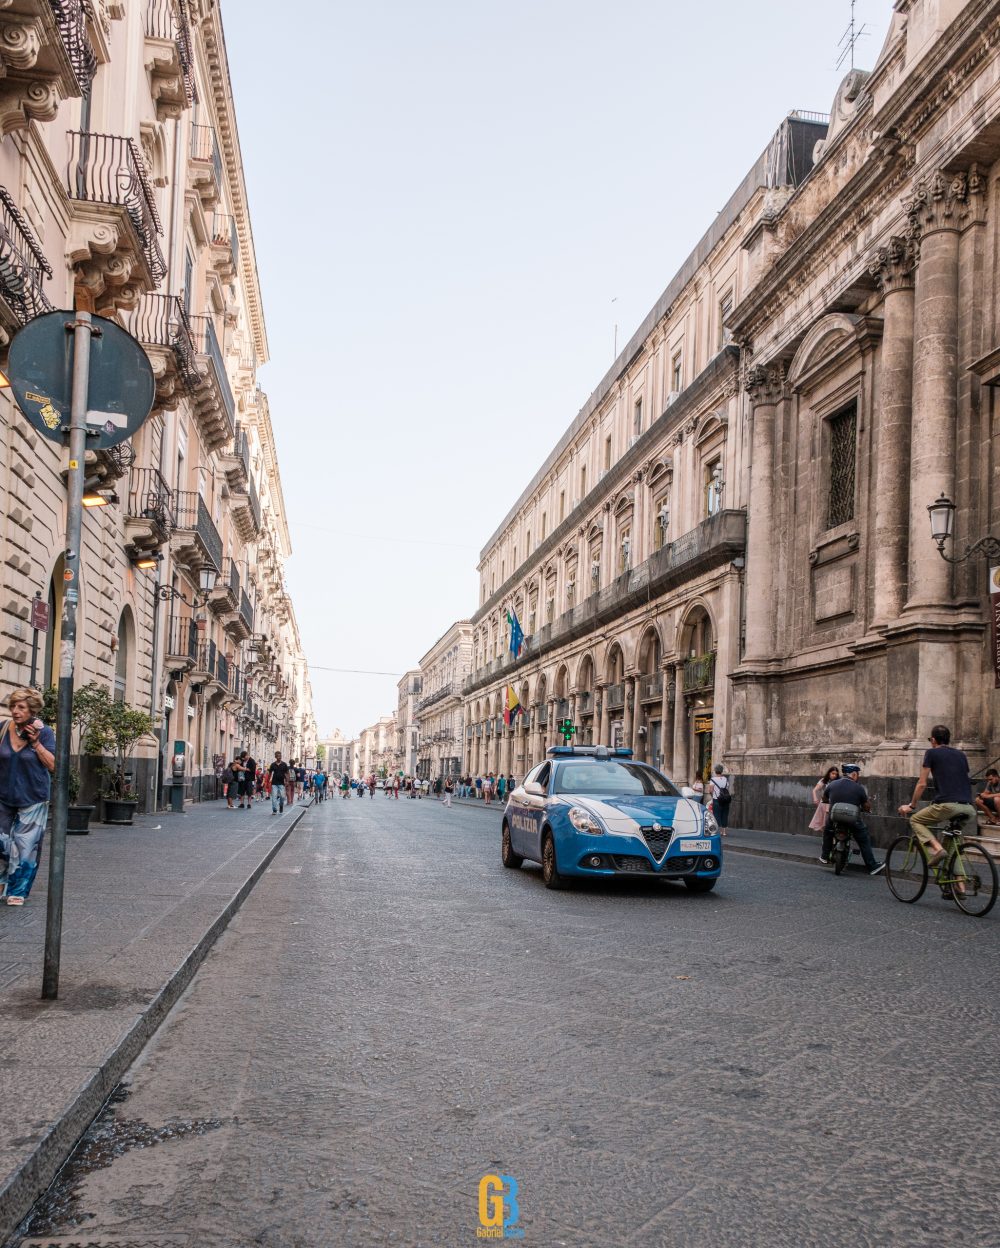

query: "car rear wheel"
left=684, top=877, right=717, bottom=894
left=501, top=822, right=523, bottom=869
left=541, top=831, right=565, bottom=890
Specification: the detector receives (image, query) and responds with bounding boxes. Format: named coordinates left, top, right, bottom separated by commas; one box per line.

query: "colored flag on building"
left=507, top=610, right=524, bottom=658
left=503, top=685, right=523, bottom=725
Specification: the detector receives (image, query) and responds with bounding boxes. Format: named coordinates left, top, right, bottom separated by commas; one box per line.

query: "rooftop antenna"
left=837, top=0, right=868, bottom=71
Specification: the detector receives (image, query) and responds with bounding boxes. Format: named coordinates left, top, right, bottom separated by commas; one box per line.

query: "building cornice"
left=199, top=3, right=268, bottom=365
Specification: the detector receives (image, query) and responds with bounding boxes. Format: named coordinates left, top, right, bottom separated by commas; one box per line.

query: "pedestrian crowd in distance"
left=219, top=750, right=329, bottom=814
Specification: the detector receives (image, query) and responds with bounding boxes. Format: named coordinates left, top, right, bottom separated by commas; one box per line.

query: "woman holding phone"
left=0, top=688, right=56, bottom=905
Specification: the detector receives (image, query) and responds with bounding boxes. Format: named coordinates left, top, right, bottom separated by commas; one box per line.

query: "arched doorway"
left=114, top=607, right=136, bottom=703
left=679, top=606, right=716, bottom=783
left=636, top=627, right=663, bottom=764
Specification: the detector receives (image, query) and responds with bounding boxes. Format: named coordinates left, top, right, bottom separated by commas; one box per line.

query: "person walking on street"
left=393, top=774, right=400, bottom=800
left=0, top=689, right=56, bottom=905
left=898, top=725, right=978, bottom=864
left=341, top=772, right=351, bottom=799
left=268, top=752, right=290, bottom=815
left=285, top=760, right=298, bottom=809
left=443, top=775, right=453, bottom=808
left=809, top=766, right=839, bottom=834
left=238, top=751, right=256, bottom=810
left=709, top=763, right=732, bottom=833
left=222, top=759, right=236, bottom=808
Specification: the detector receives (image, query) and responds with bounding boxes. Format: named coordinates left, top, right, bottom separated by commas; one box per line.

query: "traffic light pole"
left=42, top=311, right=93, bottom=1000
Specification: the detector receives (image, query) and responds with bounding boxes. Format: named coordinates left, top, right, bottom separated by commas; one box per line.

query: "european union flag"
left=507, top=610, right=524, bottom=658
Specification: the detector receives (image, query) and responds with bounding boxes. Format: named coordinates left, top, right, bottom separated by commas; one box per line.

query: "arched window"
left=114, top=608, right=136, bottom=704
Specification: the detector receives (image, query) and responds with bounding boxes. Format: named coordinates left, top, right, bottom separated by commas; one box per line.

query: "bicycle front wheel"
left=946, top=843, right=998, bottom=917
left=885, top=835, right=928, bottom=903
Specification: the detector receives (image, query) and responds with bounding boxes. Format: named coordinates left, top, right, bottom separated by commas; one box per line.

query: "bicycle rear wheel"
left=946, top=843, right=998, bottom=917
left=885, top=835, right=928, bottom=903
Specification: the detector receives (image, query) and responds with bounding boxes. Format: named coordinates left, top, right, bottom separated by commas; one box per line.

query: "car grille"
left=640, top=825, right=671, bottom=860
left=610, top=855, right=654, bottom=873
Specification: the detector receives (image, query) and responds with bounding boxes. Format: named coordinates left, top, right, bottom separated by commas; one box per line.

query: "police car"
left=501, top=746, right=722, bottom=892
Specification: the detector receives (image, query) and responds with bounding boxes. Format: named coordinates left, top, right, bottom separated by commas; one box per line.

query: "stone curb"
left=0, top=804, right=310, bottom=1246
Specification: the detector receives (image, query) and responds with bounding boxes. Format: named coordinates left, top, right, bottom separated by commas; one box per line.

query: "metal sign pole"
left=42, top=311, right=93, bottom=1001
left=28, top=590, right=42, bottom=688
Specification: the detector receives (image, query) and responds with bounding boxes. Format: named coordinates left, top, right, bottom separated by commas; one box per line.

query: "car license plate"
left=679, top=839, right=711, bottom=852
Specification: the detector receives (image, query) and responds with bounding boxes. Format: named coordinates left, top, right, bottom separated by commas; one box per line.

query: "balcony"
left=208, top=556, right=240, bottom=616
left=125, top=466, right=174, bottom=555
left=130, top=292, right=200, bottom=410
left=224, top=661, right=245, bottom=707
left=0, top=185, right=53, bottom=332
left=683, top=652, right=716, bottom=693
left=164, top=615, right=197, bottom=672
left=65, top=131, right=166, bottom=311
left=464, top=510, right=746, bottom=697
left=640, top=673, right=664, bottom=702
left=171, top=491, right=223, bottom=575
left=605, top=684, right=625, bottom=710
left=144, top=0, right=196, bottom=118
left=189, top=314, right=236, bottom=450
left=417, top=682, right=456, bottom=714
left=0, top=3, right=97, bottom=135
left=577, top=691, right=593, bottom=716
left=218, top=423, right=250, bottom=491
left=191, top=639, right=217, bottom=686
left=238, top=588, right=254, bottom=636
left=189, top=123, right=223, bottom=205
left=210, top=212, right=238, bottom=280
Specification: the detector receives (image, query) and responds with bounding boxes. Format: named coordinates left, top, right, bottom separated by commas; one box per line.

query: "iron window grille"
left=827, top=403, right=857, bottom=529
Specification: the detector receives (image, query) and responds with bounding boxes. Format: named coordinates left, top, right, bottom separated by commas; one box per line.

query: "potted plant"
left=98, top=700, right=153, bottom=826
left=42, top=684, right=108, bottom=834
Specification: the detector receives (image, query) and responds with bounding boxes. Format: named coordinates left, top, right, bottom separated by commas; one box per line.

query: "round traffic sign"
left=7, top=310, right=155, bottom=449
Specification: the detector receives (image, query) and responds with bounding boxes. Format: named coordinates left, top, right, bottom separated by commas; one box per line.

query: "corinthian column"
left=903, top=171, right=967, bottom=612
left=742, top=364, right=784, bottom=662
left=868, top=235, right=916, bottom=626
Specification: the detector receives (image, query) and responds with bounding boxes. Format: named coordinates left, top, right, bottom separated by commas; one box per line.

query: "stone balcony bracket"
left=66, top=212, right=146, bottom=313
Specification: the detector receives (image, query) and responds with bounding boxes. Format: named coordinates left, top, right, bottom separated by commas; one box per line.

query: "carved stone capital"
left=903, top=166, right=985, bottom=238
left=869, top=234, right=916, bottom=294
left=744, top=363, right=785, bottom=407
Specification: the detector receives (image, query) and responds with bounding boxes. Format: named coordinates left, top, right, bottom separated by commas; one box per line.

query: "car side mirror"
left=524, top=781, right=546, bottom=797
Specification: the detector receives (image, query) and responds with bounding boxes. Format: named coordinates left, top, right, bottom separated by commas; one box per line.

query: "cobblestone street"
left=14, top=797, right=1000, bottom=1248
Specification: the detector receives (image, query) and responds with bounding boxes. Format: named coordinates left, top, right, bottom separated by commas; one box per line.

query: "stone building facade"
left=0, top=2, right=313, bottom=806
left=414, top=621, right=470, bottom=780
left=463, top=0, right=1000, bottom=840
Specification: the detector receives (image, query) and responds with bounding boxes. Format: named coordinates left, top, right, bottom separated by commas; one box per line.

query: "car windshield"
left=552, top=760, right=679, bottom=797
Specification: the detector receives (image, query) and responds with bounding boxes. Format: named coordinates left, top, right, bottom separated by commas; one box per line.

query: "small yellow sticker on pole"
left=68, top=459, right=78, bottom=469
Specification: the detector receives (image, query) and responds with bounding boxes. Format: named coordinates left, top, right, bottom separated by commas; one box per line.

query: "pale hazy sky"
left=223, top=0, right=895, bottom=738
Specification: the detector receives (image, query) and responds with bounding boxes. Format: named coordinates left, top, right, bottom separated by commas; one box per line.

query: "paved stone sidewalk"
left=0, top=796, right=310, bottom=1244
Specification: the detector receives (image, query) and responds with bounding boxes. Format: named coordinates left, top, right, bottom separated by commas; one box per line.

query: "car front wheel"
left=684, top=876, right=717, bottom=894
left=541, top=831, right=565, bottom=890
left=501, top=822, right=523, bottom=869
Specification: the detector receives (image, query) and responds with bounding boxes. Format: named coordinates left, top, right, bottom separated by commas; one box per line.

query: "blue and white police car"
left=501, top=746, right=722, bottom=892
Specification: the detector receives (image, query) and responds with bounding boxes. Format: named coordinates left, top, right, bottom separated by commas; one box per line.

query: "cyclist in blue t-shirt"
left=898, top=724, right=977, bottom=866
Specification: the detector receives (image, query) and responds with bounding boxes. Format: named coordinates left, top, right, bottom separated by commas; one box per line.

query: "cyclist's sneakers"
left=869, top=861, right=886, bottom=876
left=818, top=855, right=831, bottom=865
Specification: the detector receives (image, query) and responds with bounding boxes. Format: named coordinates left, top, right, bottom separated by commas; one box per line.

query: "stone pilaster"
left=624, top=676, right=637, bottom=757
left=868, top=235, right=916, bottom=626
left=902, top=170, right=967, bottom=612
left=659, top=662, right=672, bottom=772
left=596, top=681, right=608, bottom=747
left=742, top=363, right=784, bottom=663
left=671, top=663, right=688, bottom=784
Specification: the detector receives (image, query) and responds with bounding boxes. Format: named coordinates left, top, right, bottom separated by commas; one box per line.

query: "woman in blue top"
left=0, top=688, right=56, bottom=905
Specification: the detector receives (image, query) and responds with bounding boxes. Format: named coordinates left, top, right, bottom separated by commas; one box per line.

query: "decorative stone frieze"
left=903, top=166, right=985, bottom=238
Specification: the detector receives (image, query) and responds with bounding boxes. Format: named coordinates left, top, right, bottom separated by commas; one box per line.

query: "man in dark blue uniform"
left=820, top=763, right=885, bottom=875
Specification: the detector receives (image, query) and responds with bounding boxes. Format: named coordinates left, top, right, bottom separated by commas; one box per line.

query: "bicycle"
left=885, top=815, right=998, bottom=916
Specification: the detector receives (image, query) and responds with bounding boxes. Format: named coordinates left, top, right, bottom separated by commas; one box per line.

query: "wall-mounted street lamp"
left=155, top=565, right=219, bottom=606
left=928, top=494, right=1000, bottom=563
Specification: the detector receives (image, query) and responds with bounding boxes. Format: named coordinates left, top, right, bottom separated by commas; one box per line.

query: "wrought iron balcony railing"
left=164, top=616, right=198, bottom=665
left=640, top=673, right=664, bottom=701
left=66, top=131, right=166, bottom=284
left=239, top=588, right=254, bottom=632
left=144, top=0, right=196, bottom=106
left=577, top=691, right=592, bottom=715
left=216, top=650, right=228, bottom=689
left=126, top=466, right=175, bottom=532
left=556, top=698, right=569, bottom=719
left=211, top=212, right=238, bottom=274
left=50, top=0, right=98, bottom=93
left=605, top=683, right=625, bottom=710
left=130, top=292, right=200, bottom=391
left=0, top=186, right=53, bottom=325
left=193, top=640, right=217, bottom=680
left=190, top=124, right=222, bottom=186
left=189, top=313, right=236, bottom=430
left=173, top=490, right=223, bottom=573
left=683, top=653, right=716, bottom=693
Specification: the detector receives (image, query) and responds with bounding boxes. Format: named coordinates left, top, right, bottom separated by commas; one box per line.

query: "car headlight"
left=702, top=805, right=719, bottom=836
left=568, top=806, right=604, bottom=835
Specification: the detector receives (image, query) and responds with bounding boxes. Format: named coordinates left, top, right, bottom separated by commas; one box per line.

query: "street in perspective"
left=9, top=796, right=1000, bottom=1248
left=0, top=1, right=999, bottom=1247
